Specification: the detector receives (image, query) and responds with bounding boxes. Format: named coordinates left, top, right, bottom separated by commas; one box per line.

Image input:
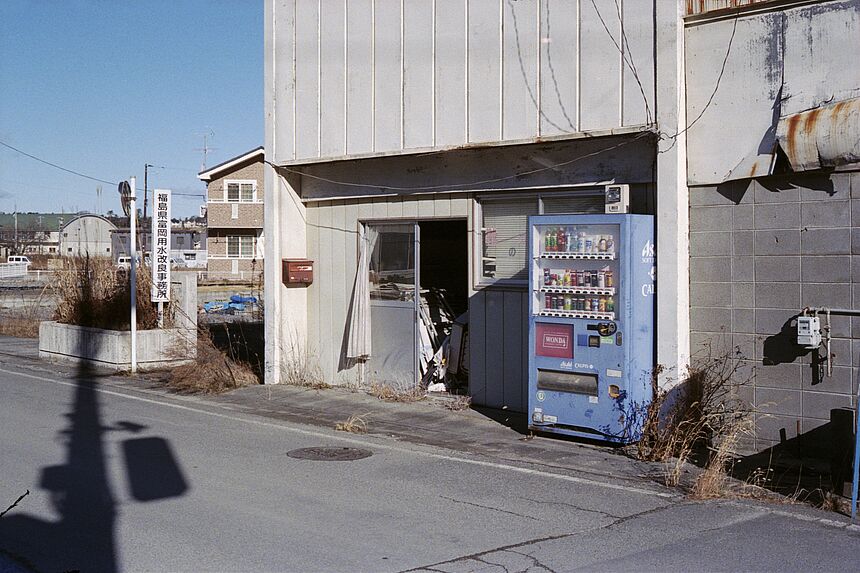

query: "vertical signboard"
left=151, top=189, right=171, bottom=303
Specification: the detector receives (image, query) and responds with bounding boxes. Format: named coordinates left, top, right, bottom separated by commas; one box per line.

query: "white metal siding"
left=271, top=0, right=656, bottom=164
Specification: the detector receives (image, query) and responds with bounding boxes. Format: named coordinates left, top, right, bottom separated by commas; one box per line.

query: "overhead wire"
left=0, top=138, right=205, bottom=199
left=658, top=10, right=739, bottom=153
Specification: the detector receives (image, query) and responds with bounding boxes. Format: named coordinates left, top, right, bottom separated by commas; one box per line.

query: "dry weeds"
left=442, top=395, right=472, bottom=412
left=632, top=342, right=753, bottom=493
left=279, top=335, right=329, bottom=389
left=52, top=256, right=167, bottom=330
left=167, top=330, right=258, bottom=394
left=368, top=380, right=426, bottom=403
left=0, top=314, right=40, bottom=338
left=335, top=413, right=370, bottom=434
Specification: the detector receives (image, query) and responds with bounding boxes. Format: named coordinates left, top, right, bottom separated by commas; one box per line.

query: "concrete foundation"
left=38, top=321, right=196, bottom=371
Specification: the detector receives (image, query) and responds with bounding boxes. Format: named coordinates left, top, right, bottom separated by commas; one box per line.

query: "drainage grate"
left=286, top=446, right=373, bottom=461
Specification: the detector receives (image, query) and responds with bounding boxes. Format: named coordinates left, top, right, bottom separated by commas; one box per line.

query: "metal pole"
left=130, top=176, right=137, bottom=373
left=852, top=389, right=860, bottom=521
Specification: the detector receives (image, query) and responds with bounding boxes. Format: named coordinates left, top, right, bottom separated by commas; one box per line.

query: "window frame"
left=473, top=189, right=605, bottom=289
left=222, top=179, right=259, bottom=203
left=226, top=234, right=257, bottom=259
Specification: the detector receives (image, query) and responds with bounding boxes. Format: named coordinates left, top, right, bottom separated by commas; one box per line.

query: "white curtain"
left=346, top=225, right=379, bottom=360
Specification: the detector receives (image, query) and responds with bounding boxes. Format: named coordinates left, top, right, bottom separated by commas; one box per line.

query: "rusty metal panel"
left=685, top=12, right=783, bottom=185
left=781, top=1, right=860, bottom=116
left=686, top=1, right=860, bottom=185
left=777, top=97, right=860, bottom=171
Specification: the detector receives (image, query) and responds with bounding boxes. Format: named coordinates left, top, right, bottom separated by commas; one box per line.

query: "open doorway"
left=418, top=220, right=468, bottom=393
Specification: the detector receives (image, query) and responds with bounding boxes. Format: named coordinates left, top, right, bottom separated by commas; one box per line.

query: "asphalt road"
left=2, top=359, right=860, bottom=572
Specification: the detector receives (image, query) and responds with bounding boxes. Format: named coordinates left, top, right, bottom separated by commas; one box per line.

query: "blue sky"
left=0, top=1, right=263, bottom=217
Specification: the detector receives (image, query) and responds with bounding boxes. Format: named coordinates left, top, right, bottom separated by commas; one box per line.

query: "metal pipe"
left=805, top=307, right=860, bottom=316
left=129, top=176, right=137, bottom=374
left=853, top=393, right=860, bottom=521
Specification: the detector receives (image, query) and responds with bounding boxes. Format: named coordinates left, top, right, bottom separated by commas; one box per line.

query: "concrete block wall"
left=689, top=172, right=859, bottom=452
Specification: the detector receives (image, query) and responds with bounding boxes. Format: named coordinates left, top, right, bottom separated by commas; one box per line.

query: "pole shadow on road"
left=1, top=330, right=189, bottom=572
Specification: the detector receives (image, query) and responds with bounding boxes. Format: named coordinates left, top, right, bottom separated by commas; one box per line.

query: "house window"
left=225, top=180, right=256, bottom=203
left=227, top=235, right=255, bottom=258
left=477, top=192, right=603, bottom=285
left=176, top=236, right=185, bottom=246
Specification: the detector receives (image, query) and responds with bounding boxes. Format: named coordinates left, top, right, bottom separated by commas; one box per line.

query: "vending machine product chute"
left=527, top=214, right=655, bottom=443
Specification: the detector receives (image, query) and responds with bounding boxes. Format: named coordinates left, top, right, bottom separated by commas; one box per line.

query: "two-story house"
left=197, top=147, right=265, bottom=277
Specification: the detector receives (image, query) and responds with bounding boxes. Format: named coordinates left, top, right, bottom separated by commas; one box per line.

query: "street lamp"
left=118, top=178, right=137, bottom=373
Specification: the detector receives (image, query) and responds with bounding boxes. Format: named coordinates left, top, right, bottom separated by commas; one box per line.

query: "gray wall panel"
left=320, top=0, right=346, bottom=158
left=347, top=0, right=374, bottom=154
left=689, top=171, right=860, bottom=454
left=374, top=0, right=403, bottom=152
left=435, top=0, right=468, bottom=146
left=274, top=0, right=654, bottom=162
left=579, top=0, right=621, bottom=130
left=503, top=0, right=539, bottom=140
left=467, top=0, right=503, bottom=143
left=295, top=0, right=320, bottom=158
left=539, top=0, right=578, bottom=135
left=403, top=0, right=434, bottom=148
left=272, top=0, right=296, bottom=162
left=620, top=0, right=654, bottom=127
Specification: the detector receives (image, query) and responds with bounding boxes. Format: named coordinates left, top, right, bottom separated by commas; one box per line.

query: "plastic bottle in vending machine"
left=598, top=235, right=607, bottom=253
left=565, top=229, right=573, bottom=252
left=606, top=296, right=615, bottom=313
left=564, top=295, right=572, bottom=310
left=543, top=268, right=550, bottom=286
left=577, top=232, right=585, bottom=253
left=606, top=234, right=614, bottom=254
left=606, top=270, right=613, bottom=288
left=598, top=297, right=606, bottom=312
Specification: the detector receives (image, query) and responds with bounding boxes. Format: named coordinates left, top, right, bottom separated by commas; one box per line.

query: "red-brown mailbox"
left=282, top=259, right=314, bottom=286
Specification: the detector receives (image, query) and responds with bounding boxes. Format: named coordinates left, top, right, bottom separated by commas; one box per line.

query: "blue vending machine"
left=527, top=214, right=655, bottom=443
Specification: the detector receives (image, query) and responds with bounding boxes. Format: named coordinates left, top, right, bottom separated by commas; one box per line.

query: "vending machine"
left=527, top=214, right=655, bottom=443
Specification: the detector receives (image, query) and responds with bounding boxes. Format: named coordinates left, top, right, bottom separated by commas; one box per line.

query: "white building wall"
left=269, top=0, right=657, bottom=165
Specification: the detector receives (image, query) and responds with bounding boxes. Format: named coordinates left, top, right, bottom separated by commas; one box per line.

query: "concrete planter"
left=39, top=321, right=196, bottom=371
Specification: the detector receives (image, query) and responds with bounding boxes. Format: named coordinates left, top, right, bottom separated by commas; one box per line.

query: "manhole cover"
left=286, top=446, right=373, bottom=461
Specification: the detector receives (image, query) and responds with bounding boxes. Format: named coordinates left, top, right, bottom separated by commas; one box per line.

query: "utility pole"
left=143, top=164, right=151, bottom=221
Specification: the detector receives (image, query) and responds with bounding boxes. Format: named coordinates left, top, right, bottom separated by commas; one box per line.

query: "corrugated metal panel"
left=776, top=98, right=860, bottom=172
left=686, top=1, right=860, bottom=185
left=272, top=0, right=655, bottom=164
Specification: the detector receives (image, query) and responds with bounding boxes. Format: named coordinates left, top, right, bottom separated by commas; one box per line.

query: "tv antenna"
left=196, top=130, right=217, bottom=171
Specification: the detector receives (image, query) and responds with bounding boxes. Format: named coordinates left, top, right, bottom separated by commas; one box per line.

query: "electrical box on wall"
left=797, top=316, right=821, bottom=349
left=282, top=259, right=313, bottom=286
left=604, top=184, right=630, bottom=214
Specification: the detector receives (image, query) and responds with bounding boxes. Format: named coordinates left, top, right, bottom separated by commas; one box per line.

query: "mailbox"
left=282, top=259, right=314, bottom=286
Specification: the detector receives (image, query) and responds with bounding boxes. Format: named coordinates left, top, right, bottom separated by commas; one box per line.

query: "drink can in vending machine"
left=597, top=271, right=605, bottom=288
left=544, top=294, right=552, bottom=309
left=606, top=270, right=613, bottom=287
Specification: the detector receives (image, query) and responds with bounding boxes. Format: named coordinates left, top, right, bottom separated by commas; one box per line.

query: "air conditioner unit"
left=604, top=184, right=630, bottom=214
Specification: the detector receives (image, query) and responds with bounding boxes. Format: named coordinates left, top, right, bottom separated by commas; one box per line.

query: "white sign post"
left=151, top=189, right=172, bottom=327
left=118, top=178, right=137, bottom=373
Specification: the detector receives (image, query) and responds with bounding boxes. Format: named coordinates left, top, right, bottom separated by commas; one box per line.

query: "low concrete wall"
left=39, top=321, right=196, bottom=371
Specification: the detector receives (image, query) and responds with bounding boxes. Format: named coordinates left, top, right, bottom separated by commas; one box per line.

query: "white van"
left=7, top=256, right=31, bottom=266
